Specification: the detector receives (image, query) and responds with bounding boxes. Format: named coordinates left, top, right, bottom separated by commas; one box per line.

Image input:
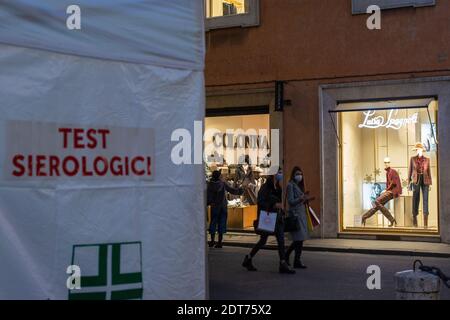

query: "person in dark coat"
left=242, top=168, right=295, bottom=274
left=235, top=155, right=257, bottom=205
left=235, top=155, right=255, bottom=185
left=207, top=170, right=243, bottom=248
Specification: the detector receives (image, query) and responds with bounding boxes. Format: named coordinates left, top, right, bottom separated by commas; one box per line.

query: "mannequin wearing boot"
left=408, top=143, right=432, bottom=228
left=362, top=158, right=402, bottom=227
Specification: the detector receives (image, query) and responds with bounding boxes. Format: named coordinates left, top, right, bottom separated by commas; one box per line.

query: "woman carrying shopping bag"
left=242, top=168, right=295, bottom=274
left=285, top=166, right=315, bottom=269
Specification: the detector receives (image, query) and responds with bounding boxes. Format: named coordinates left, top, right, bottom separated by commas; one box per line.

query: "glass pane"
left=352, top=0, right=436, bottom=14
left=206, top=0, right=248, bottom=18
left=340, top=102, right=439, bottom=233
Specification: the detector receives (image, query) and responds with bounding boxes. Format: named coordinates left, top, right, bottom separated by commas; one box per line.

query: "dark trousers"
left=286, top=241, right=303, bottom=262
left=250, top=217, right=286, bottom=261
left=209, top=204, right=227, bottom=235
left=413, top=175, right=429, bottom=217
left=362, top=191, right=395, bottom=223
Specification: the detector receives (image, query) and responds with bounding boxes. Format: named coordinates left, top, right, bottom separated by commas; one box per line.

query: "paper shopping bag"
left=305, top=205, right=314, bottom=232
left=308, top=206, right=320, bottom=227
left=256, top=210, right=277, bottom=233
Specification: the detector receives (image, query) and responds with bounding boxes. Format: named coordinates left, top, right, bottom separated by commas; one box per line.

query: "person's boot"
left=279, top=261, right=295, bottom=274
left=242, top=255, right=257, bottom=271
left=215, top=234, right=223, bottom=248
left=208, top=234, right=215, bottom=248
left=285, top=246, right=293, bottom=266
left=413, top=216, right=418, bottom=228
left=293, top=260, right=307, bottom=269
left=424, top=215, right=429, bottom=229
left=293, top=250, right=307, bottom=269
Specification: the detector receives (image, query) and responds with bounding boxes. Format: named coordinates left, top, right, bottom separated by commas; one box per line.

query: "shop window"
left=339, top=99, right=439, bottom=234
left=205, top=0, right=260, bottom=31
left=352, top=0, right=435, bottom=14
left=204, top=114, right=270, bottom=230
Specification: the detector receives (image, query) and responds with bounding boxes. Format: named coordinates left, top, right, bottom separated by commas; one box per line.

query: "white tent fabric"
left=0, top=1, right=205, bottom=300
left=0, top=0, right=204, bottom=70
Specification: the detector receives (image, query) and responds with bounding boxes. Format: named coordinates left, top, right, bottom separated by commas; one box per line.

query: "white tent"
left=0, top=1, right=206, bottom=299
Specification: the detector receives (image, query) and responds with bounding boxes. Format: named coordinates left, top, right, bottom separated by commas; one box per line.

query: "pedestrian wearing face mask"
left=285, top=167, right=315, bottom=269
left=242, top=168, right=295, bottom=274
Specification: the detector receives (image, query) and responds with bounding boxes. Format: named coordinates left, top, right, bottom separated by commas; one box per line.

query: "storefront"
left=205, top=113, right=271, bottom=231
left=336, top=98, right=439, bottom=234
left=320, top=77, right=450, bottom=243
left=204, top=86, right=282, bottom=231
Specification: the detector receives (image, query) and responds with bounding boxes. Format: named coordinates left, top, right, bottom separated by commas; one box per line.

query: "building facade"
left=204, top=0, right=450, bottom=243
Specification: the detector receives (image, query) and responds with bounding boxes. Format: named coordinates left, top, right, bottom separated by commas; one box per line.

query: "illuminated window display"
left=340, top=100, right=439, bottom=233
left=205, top=114, right=270, bottom=230
left=205, top=0, right=248, bottom=18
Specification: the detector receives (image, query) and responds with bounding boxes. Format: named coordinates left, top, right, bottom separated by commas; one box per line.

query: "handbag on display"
left=253, top=210, right=277, bottom=235
left=284, top=215, right=300, bottom=232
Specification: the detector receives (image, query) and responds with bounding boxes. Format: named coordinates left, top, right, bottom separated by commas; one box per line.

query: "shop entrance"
left=205, top=111, right=272, bottom=232
left=333, top=98, right=439, bottom=236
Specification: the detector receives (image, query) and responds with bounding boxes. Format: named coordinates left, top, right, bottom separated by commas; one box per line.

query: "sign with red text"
left=3, top=120, right=154, bottom=181
left=0, top=1, right=205, bottom=301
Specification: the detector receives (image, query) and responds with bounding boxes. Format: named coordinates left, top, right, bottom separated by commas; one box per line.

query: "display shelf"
left=207, top=205, right=258, bottom=230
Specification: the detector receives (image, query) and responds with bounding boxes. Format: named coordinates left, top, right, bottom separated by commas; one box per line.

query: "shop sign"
left=358, top=109, right=418, bottom=130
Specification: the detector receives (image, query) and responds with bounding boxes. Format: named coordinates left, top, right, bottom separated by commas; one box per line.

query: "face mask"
left=294, top=175, right=303, bottom=183
left=276, top=173, right=283, bottom=182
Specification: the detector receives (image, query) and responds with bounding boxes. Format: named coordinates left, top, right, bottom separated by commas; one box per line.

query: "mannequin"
left=362, top=157, right=402, bottom=227
left=408, top=143, right=432, bottom=228
left=235, top=155, right=257, bottom=205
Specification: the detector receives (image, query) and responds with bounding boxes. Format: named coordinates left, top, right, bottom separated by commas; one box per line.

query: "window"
left=352, top=0, right=435, bottom=14
left=206, top=0, right=248, bottom=18
left=205, top=0, right=259, bottom=31
left=339, top=99, right=439, bottom=234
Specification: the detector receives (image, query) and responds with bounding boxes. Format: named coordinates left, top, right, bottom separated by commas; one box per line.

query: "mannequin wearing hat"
left=408, top=142, right=432, bottom=228
left=362, top=157, right=401, bottom=227
left=235, top=155, right=257, bottom=205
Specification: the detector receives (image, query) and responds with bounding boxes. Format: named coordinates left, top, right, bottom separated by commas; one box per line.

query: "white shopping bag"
left=257, top=211, right=277, bottom=233
left=309, top=206, right=321, bottom=226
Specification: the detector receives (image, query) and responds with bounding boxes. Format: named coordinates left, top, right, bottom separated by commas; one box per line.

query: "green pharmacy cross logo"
left=68, top=242, right=143, bottom=300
